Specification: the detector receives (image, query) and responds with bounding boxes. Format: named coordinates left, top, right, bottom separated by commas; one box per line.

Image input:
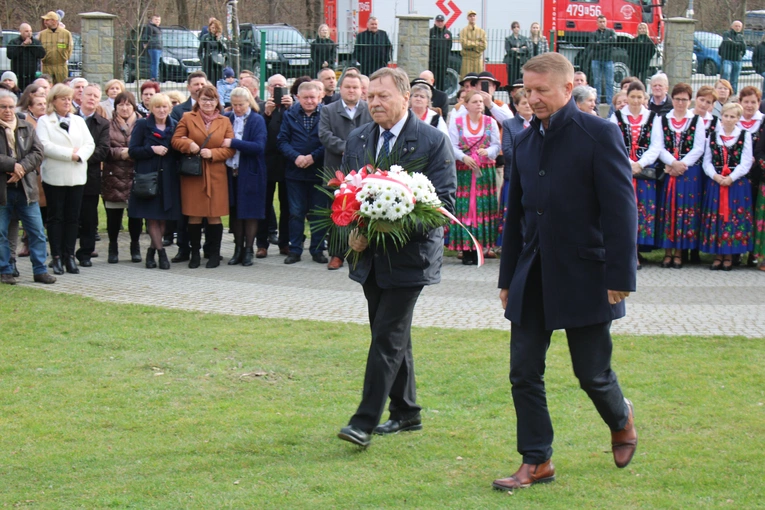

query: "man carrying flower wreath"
left=336, top=67, right=457, bottom=448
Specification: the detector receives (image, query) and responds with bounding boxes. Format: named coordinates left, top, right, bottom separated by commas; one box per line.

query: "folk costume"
left=656, top=110, right=705, bottom=249
left=701, top=126, right=754, bottom=255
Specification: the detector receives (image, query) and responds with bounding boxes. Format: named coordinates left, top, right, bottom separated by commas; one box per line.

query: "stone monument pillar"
left=663, top=17, right=696, bottom=87
left=79, top=12, right=118, bottom=85
left=396, top=15, right=432, bottom=82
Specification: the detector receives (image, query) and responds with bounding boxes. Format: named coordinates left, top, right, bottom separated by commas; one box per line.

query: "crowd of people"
left=3, top=11, right=765, bottom=286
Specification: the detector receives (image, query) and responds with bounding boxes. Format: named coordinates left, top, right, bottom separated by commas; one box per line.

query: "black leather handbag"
left=132, top=171, right=158, bottom=199
left=178, top=133, right=213, bottom=177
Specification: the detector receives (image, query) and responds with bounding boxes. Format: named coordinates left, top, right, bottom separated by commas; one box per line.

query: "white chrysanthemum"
left=389, top=164, right=404, bottom=174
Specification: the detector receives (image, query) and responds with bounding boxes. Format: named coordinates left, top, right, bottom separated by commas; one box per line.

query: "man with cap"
left=416, top=71, right=449, bottom=119
left=459, top=10, right=486, bottom=79
left=38, top=11, right=73, bottom=84
left=429, top=15, right=452, bottom=91
left=508, top=78, right=525, bottom=115
left=7, top=23, right=46, bottom=90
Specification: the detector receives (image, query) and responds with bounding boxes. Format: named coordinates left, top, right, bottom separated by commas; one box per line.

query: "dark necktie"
left=379, top=130, right=394, bottom=160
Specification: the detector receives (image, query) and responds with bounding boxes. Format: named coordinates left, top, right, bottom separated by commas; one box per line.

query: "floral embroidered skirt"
left=753, top=182, right=765, bottom=259
left=635, top=178, right=657, bottom=247
left=701, top=178, right=753, bottom=255
left=448, top=163, right=500, bottom=251
left=658, top=165, right=702, bottom=250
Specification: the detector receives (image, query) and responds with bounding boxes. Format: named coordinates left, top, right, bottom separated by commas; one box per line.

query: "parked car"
left=123, top=25, right=202, bottom=83
left=694, top=31, right=754, bottom=76
left=0, top=30, right=20, bottom=75
left=239, top=23, right=312, bottom=79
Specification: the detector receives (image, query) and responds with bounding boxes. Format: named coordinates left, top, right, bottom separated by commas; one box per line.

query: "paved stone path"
left=14, top=234, right=765, bottom=337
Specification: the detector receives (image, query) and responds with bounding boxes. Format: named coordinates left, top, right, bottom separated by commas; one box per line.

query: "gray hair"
left=229, top=86, right=259, bottom=111
left=70, top=77, right=88, bottom=88
left=572, top=85, right=597, bottom=104
left=297, top=81, right=322, bottom=95
left=650, top=72, right=668, bottom=87
left=0, top=89, right=18, bottom=105
left=410, top=84, right=432, bottom=102
left=267, top=74, right=287, bottom=86
left=369, top=68, right=410, bottom=96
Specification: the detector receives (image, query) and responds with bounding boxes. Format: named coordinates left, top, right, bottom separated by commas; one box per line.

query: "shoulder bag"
left=132, top=169, right=159, bottom=199
left=178, top=133, right=213, bottom=177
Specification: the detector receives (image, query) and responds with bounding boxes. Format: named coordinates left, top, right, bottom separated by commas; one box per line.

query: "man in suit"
left=353, top=17, right=392, bottom=77
left=337, top=68, right=456, bottom=448
left=255, top=74, right=293, bottom=258
left=319, top=70, right=373, bottom=270
left=493, top=53, right=638, bottom=491
left=318, top=67, right=340, bottom=105
left=417, top=71, right=448, bottom=119
left=170, top=71, right=208, bottom=262
left=75, top=84, right=110, bottom=267
left=277, top=81, right=326, bottom=264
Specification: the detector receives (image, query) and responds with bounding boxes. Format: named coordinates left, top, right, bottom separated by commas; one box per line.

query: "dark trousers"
left=76, top=194, right=99, bottom=260
left=430, top=63, right=447, bottom=91
left=285, top=178, right=328, bottom=256
left=43, top=183, right=84, bottom=259
left=256, top=179, right=289, bottom=249
left=510, top=258, right=628, bottom=464
left=349, top=269, right=424, bottom=433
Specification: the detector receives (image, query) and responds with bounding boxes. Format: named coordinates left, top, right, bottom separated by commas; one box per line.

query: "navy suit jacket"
left=342, top=112, right=456, bottom=289
left=498, top=99, right=637, bottom=330
left=277, top=103, right=325, bottom=182
left=501, top=115, right=530, bottom=181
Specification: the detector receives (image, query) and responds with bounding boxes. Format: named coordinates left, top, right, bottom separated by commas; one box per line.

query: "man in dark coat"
left=277, top=81, right=325, bottom=264
left=719, top=20, right=747, bottom=94
left=492, top=53, right=638, bottom=491
left=170, top=71, right=207, bottom=261
left=336, top=68, right=456, bottom=448
left=75, top=84, right=110, bottom=267
left=319, top=70, right=372, bottom=270
left=353, top=17, right=392, bottom=77
left=256, top=74, right=292, bottom=258
left=428, top=15, right=452, bottom=91
left=0, top=90, right=55, bottom=285
left=6, top=23, right=46, bottom=90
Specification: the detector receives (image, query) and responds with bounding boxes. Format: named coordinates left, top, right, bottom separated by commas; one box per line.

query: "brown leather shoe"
left=612, top=398, right=637, bottom=468
left=1, top=273, right=17, bottom=285
left=279, top=246, right=290, bottom=256
left=492, top=459, right=555, bottom=491
left=33, top=273, right=57, bottom=284
left=327, top=256, right=343, bottom=270
left=255, top=248, right=268, bottom=259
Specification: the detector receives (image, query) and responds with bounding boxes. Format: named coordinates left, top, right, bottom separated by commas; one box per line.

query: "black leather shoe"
left=338, top=425, right=371, bottom=447
left=51, top=257, right=64, bottom=275
left=172, top=250, right=190, bottom=263
left=64, top=256, right=79, bottom=274
left=188, top=251, right=201, bottom=269
left=162, top=235, right=173, bottom=247
left=284, top=253, right=301, bottom=264
left=130, top=242, right=142, bottom=263
left=268, top=233, right=279, bottom=246
left=157, top=249, right=170, bottom=270
left=242, top=247, right=254, bottom=266
left=228, top=246, right=243, bottom=265
left=373, top=416, right=423, bottom=435
left=77, top=258, right=93, bottom=267
left=108, top=243, right=118, bottom=264
left=145, top=248, right=157, bottom=269
left=10, top=258, right=19, bottom=277
left=312, top=253, right=328, bottom=264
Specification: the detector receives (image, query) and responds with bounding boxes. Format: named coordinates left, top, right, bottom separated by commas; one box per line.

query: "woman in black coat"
left=128, top=93, right=181, bottom=269
left=198, top=19, right=227, bottom=85
left=311, top=24, right=337, bottom=78
left=629, top=23, right=656, bottom=84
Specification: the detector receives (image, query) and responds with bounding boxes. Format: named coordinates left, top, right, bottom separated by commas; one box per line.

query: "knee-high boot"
left=205, top=223, right=223, bottom=269
left=188, top=223, right=203, bottom=269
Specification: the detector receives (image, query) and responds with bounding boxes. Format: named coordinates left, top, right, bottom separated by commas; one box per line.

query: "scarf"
left=226, top=109, right=250, bottom=169
left=115, top=112, right=137, bottom=135
left=199, top=109, right=220, bottom=130
left=0, top=116, right=18, bottom=158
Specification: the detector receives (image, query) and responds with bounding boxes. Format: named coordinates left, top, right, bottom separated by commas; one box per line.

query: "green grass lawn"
left=2, top=287, right=764, bottom=508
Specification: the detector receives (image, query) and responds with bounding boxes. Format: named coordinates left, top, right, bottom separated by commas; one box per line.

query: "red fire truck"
left=323, top=0, right=664, bottom=94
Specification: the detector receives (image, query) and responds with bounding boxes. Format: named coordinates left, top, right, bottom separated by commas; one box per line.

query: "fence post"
left=259, top=30, right=267, bottom=100
left=79, top=11, right=118, bottom=85
left=663, top=17, right=696, bottom=87
left=396, top=14, right=431, bottom=81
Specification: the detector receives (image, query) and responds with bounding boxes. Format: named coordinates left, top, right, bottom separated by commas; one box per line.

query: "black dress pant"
left=76, top=194, right=99, bottom=260
left=43, top=183, right=84, bottom=259
left=510, top=257, right=628, bottom=464
left=256, top=179, right=289, bottom=249
left=349, top=268, right=424, bottom=433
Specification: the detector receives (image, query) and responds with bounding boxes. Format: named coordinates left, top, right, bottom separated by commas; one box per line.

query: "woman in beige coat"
left=171, top=84, right=235, bottom=268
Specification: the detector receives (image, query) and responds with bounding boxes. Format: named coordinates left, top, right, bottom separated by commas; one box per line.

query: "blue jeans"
left=591, top=60, right=614, bottom=106
left=721, top=60, right=743, bottom=94
left=148, top=49, right=162, bottom=81
left=0, top=187, right=48, bottom=275
left=285, top=179, right=329, bottom=256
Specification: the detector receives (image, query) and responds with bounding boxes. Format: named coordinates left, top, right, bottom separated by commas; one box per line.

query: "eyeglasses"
left=198, top=97, right=217, bottom=103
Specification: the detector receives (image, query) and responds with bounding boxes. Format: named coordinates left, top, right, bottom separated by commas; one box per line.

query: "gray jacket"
left=0, top=115, right=44, bottom=205
left=319, top=99, right=373, bottom=170
left=342, top=111, right=456, bottom=289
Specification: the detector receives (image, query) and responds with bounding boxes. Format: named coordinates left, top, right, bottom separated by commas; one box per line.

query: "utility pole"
left=227, top=0, right=241, bottom=74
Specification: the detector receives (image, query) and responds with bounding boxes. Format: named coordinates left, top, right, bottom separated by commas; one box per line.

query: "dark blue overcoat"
left=225, top=110, right=268, bottom=219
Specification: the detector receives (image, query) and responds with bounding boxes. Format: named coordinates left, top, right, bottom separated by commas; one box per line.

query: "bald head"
left=419, top=71, right=435, bottom=85
left=20, top=23, right=33, bottom=40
